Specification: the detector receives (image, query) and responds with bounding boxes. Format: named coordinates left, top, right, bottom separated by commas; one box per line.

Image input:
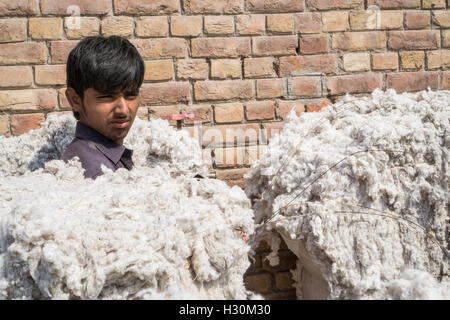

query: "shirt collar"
left=75, top=121, right=133, bottom=165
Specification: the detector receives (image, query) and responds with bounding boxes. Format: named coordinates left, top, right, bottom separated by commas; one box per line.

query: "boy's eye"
left=98, top=95, right=113, bottom=99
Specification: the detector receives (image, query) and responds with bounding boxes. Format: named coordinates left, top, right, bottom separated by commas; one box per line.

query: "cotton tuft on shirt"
left=61, top=121, right=133, bottom=179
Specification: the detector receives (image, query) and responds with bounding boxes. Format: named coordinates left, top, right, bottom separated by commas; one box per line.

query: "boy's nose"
left=114, top=96, right=128, bottom=114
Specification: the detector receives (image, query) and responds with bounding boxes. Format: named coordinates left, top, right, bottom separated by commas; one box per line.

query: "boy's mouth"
left=110, top=118, right=130, bottom=129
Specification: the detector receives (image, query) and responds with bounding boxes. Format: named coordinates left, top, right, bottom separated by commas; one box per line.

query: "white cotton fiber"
left=0, top=115, right=255, bottom=300
left=246, top=89, right=450, bottom=299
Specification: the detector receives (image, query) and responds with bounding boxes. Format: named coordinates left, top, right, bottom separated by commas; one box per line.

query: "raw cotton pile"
left=0, top=115, right=255, bottom=300
left=246, top=89, right=449, bottom=299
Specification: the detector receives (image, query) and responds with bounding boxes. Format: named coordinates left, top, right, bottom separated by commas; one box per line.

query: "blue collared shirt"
left=61, top=121, right=134, bottom=179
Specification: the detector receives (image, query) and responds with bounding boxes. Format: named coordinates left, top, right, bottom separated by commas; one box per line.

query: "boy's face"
left=66, top=87, right=140, bottom=145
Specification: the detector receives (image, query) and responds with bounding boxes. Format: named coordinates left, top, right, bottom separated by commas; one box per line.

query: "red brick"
left=372, top=52, right=398, bottom=70
left=191, top=38, right=251, bottom=58
left=366, top=0, right=420, bottom=8
left=279, top=54, right=337, bottom=76
left=29, top=18, right=63, bottom=40
left=58, top=88, right=70, bottom=110
left=386, top=71, right=438, bottom=92
left=11, top=113, right=45, bottom=135
left=131, top=39, right=187, bottom=59
left=322, top=11, right=349, bottom=32
left=50, top=41, right=79, bottom=64
left=0, top=0, right=39, bottom=16
left=257, top=78, right=286, bottom=98
left=388, top=31, right=440, bottom=50
left=266, top=14, right=294, bottom=34
left=276, top=100, right=305, bottom=119
left=245, top=101, right=275, bottom=120
left=136, top=17, right=168, bottom=37
left=289, top=76, right=321, bottom=97
left=194, top=80, right=255, bottom=101
left=211, top=59, right=241, bottom=79
left=294, top=12, right=321, bottom=33
left=201, top=123, right=260, bottom=147
left=35, top=64, right=66, bottom=85
left=0, top=18, right=27, bottom=42
left=214, top=102, right=244, bottom=123
left=0, top=42, right=47, bottom=65
left=343, top=52, right=371, bottom=71
left=307, top=99, right=331, bottom=112
left=101, top=16, right=134, bottom=38
left=404, top=11, right=430, bottom=29
left=41, top=0, right=111, bottom=15
left=300, top=34, right=328, bottom=54
left=379, top=11, right=403, bottom=29
left=65, top=17, right=100, bottom=39
left=176, top=59, right=208, bottom=80
left=244, top=57, right=276, bottom=78
left=247, top=0, right=304, bottom=12
left=306, top=0, right=364, bottom=10
left=327, top=73, right=382, bottom=95
left=182, top=104, right=212, bottom=124
left=236, top=14, right=265, bottom=35
left=332, top=32, right=386, bottom=51
left=444, top=30, right=450, bottom=48
left=144, top=59, right=173, bottom=81
left=442, top=71, right=450, bottom=89
left=204, top=16, right=234, bottom=35
left=252, top=35, right=298, bottom=56
left=183, top=0, right=244, bottom=14
left=114, top=0, right=179, bottom=14
left=0, top=89, right=56, bottom=111
left=148, top=105, right=180, bottom=125
left=170, top=16, right=202, bottom=37
left=0, top=66, right=32, bottom=88
left=140, top=82, right=190, bottom=105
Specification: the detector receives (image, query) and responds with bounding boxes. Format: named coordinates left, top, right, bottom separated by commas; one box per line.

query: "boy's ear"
left=65, top=87, right=83, bottom=113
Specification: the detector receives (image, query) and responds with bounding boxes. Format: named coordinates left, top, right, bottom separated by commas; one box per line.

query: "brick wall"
left=1, top=0, right=449, bottom=299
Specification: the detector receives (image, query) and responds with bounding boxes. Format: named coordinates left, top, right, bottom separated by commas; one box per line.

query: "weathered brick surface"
left=294, top=12, right=321, bottom=33
left=275, top=272, right=294, bottom=291
left=140, top=82, right=190, bottom=104
left=101, top=16, right=134, bottom=38
left=388, top=30, right=440, bottom=50
left=400, top=51, right=424, bottom=69
left=50, top=41, right=79, bottom=64
left=276, top=100, right=305, bottom=119
left=0, top=19, right=27, bottom=43
left=214, top=102, right=244, bottom=123
left=244, top=57, right=276, bottom=78
left=306, top=0, right=364, bottom=10
left=41, top=0, right=111, bottom=15
left=11, top=113, right=45, bottom=136
left=299, top=34, right=328, bottom=54
left=183, top=0, right=244, bottom=14
left=214, top=146, right=246, bottom=168
left=244, top=273, right=273, bottom=294
left=379, top=11, right=404, bottom=29
left=367, top=0, right=420, bottom=8
left=0, top=0, right=39, bottom=16
left=332, top=32, right=386, bottom=51
left=211, top=59, right=241, bottom=79
left=65, top=17, right=99, bottom=39
left=201, top=123, right=260, bottom=147
left=132, top=39, right=187, bottom=59
left=148, top=105, right=180, bottom=125
left=343, top=52, right=371, bottom=71
left=216, top=168, right=250, bottom=188
left=0, top=114, right=8, bottom=135
left=444, top=30, right=450, bottom=48
left=267, top=14, right=294, bottom=33
left=236, top=14, right=265, bottom=35
left=405, top=11, right=430, bottom=29
left=372, top=52, right=398, bottom=70
left=0, top=42, right=47, bottom=65
left=0, top=89, right=56, bottom=111
left=432, top=10, right=450, bottom=27
left=176, top=59, right=208, bottom=80
left=257, top=78, right=286, bottom=98
left=253, top=35, right=298, bottom=56
left=322, top=11, right=349, bottom=32
left=114, top=0, right=179, bottom=15
left=442, top=71, right=450, bottom=89
left=204, top=16, right=234, bottom=35
left=279, top=54, right=337, bottom=76
left=0, top=66, right=32, bottom=88
left=136, top=17, right=168, bottom=37
left=422, top=0, right=446, bottom=9
left=183, top=104, right=212, bottom=124
left=29, top=18, right=63, bottom=40
left=194, top=80, right=255, bottom=101
left=426, top=50, right=450, bottom=69
left=327, top=73, right=383, bottom=95
left=192, top=38, right=251, bottom=57
left=386, top=71, right=439, bottom=92
left=247, top=0, right=304, bottom=12
left=35, top=64, right=66, bottom=85
left=288, top=76, right=322, bottom=97
left=245, top=101, right=275, bottom=120
left=170, top=16, right=202, bottom=37
left=144, top=60, right=173, bottom=81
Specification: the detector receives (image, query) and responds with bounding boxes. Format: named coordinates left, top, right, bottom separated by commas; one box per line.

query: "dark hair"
left=66, top=35, right=145, bottom=120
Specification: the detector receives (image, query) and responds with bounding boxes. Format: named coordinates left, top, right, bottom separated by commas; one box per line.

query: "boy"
left=61, top=35, right=144, bottom=179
